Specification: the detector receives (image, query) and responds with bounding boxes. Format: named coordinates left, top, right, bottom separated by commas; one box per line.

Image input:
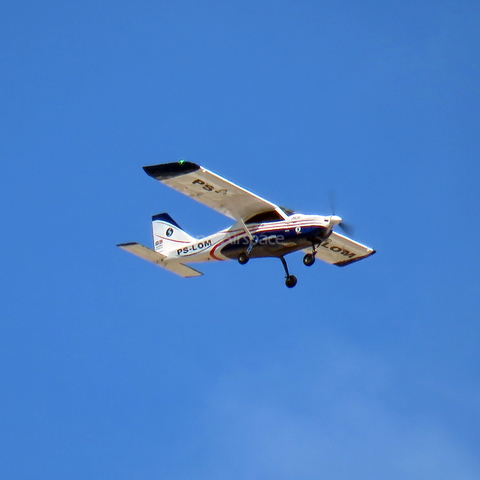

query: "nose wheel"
left=303, top=253, right=315, bottom=266
left=280, top=256, right=297, bottom=288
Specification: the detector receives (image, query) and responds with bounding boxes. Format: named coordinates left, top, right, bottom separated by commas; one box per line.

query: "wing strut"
left=238, top=218, right=254, bottom=243
left=237, top=217, right=259, bottom=255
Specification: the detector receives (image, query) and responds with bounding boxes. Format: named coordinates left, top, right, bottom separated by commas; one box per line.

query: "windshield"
left=279, top=206, right=295, bottom=216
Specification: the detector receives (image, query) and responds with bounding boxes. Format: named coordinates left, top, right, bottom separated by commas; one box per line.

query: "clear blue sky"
left=1, top=1, right=479, bottom=479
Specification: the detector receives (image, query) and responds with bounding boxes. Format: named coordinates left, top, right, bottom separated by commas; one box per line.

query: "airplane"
left=118, top=160, right=376, bottom=288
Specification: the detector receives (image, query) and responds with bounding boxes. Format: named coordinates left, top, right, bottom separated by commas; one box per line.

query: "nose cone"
left=330, top=215, right=342, bottom=225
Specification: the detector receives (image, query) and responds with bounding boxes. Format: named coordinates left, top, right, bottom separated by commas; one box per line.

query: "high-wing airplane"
left=118, top=161, right=375, bottom=288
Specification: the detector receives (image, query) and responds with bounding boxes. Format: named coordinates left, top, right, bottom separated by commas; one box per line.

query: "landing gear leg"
left=238, top=235, right=258, bottom=265
left=280, top=256, right=297, bottom=288
left=246, top=235, right=258, bottom=256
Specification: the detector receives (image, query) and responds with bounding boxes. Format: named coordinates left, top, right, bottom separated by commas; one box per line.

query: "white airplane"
left=118, top=161, right=375, bottom=288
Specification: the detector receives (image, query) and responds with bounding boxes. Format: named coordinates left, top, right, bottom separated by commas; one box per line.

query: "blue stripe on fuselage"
left=219, top=225, right=326, bottom=259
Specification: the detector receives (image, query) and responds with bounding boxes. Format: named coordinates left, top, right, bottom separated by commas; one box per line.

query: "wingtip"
left=143, top=161, right=200, bottom=180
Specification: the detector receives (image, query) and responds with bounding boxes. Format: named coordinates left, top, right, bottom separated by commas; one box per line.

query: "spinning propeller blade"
left=328, top=192, right=355, bottom=237
left=338, top=221, right=355, bottom=237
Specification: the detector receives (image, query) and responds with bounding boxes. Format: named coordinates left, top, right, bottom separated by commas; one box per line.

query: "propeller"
left=328, top=192, right=355, bottom=237
left=337, top=219, right=355, bottom=237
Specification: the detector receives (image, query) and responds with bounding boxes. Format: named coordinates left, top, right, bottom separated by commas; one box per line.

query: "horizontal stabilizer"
left=117, top=242, right=203, bottom=278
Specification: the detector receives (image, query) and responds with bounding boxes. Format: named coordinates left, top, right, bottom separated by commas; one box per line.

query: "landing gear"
left=238, top=234, right=259, bottom=265
left=303, top=253, right=315, bottom=266
left=239, top=253, right=297, bottom=287
left=246, top=236, right=258, bottom=256
left=303, top=243, right=318, bottom=267
left=238, top=252, right=249, bottom=265
left=280, top=256, right=297, bottom=288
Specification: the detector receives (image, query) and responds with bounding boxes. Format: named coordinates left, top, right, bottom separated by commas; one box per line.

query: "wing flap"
left=143, top=162, right=281, bottom=221
left=117, top=242, right=203, bottom=278
left=305, top=232, right=376, bottom=266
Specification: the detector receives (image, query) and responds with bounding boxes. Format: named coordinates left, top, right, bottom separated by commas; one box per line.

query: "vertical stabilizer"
left=152, top=213, right=195, bottom=253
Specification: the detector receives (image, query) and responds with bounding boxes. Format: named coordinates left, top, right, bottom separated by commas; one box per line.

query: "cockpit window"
left=245, top=210, right=284, bottom=224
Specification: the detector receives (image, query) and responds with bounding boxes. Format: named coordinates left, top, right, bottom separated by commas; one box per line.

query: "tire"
left=285, top=275, right=297, bottom=288
left=303, top=253, right=315, bottom=266
left=238, top=253, right=249, bottom=265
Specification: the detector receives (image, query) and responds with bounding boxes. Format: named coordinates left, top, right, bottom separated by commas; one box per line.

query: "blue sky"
left=1, top=1, right=479, bottom=478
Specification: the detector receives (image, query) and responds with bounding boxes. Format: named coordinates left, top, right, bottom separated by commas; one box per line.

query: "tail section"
left=152, top=213, right=195, bottom=253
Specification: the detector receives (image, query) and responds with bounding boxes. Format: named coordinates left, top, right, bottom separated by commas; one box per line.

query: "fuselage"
left=166, top=214, right=331, bottom=263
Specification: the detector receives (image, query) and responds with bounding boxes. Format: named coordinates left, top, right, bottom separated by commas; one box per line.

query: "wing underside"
left=143, top=162, right=282, bottom=221
left=305, top=232, right=376, bottom=266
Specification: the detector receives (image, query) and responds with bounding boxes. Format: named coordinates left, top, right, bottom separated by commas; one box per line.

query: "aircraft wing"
left=118, top=242, right=203, bottom=277
left=143, top=161, right=282, bottom=221
left=305, top=232, right=376, bottom=266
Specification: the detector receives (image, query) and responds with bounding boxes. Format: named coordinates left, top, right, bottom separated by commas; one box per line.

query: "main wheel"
left=285, top=275, right=297, bottom=288
left=238, top=253, right=249, bottom=265
left=303, top=253, right=315, bottom=266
